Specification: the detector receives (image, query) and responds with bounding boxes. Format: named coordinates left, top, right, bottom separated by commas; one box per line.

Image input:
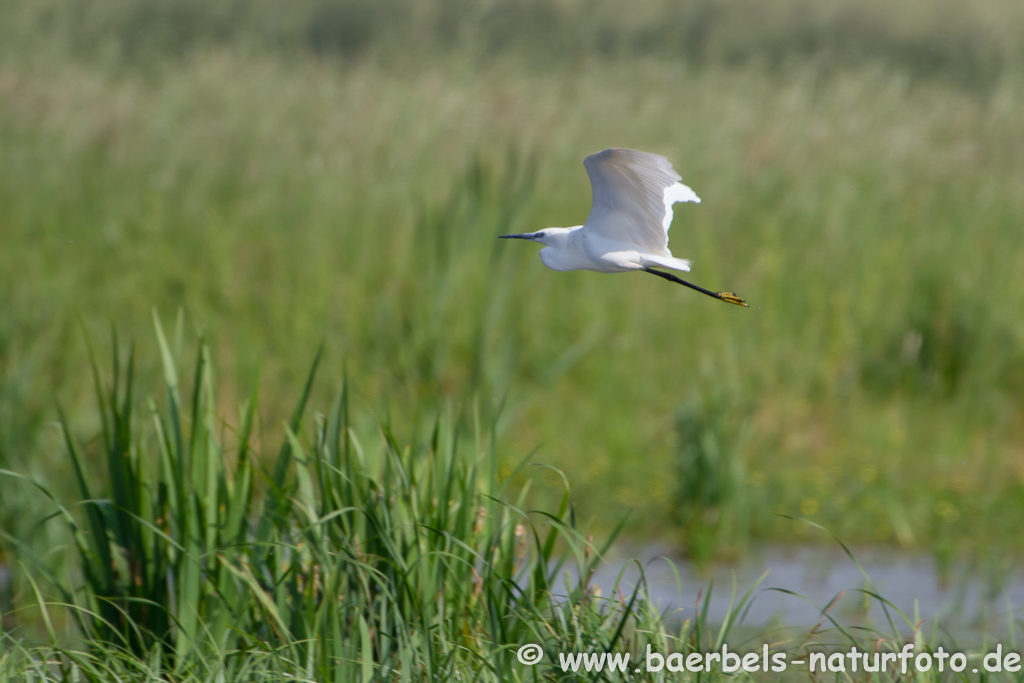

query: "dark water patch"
left=585, top=543, right=1023, bottom=636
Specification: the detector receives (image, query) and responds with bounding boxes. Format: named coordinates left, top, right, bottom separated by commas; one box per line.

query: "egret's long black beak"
left=498, top=233, right=540, bottom=240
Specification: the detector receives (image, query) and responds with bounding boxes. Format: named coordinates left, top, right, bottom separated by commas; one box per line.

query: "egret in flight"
left=500, top=148, right=747, bottom=306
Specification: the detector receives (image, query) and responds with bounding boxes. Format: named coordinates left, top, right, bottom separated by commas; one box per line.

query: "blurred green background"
left=2, top=0, right=1023, bottom=568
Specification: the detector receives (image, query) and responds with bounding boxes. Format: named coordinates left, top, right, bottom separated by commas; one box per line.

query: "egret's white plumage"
left=500, top=148, right=747, bottom=306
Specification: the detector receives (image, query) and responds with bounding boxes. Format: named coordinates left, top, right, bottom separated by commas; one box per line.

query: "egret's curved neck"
left=538, top=226, right=585, bottom=271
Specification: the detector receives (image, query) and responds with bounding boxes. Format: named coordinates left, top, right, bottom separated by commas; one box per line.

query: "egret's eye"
left=536, top=232, right=545, bottom=238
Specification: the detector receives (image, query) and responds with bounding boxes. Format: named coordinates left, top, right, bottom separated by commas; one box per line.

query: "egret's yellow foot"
left=716, top=292, right=748, bottom=307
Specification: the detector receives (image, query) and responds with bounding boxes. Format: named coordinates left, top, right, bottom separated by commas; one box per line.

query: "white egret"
left=499, top=148, right=747, bottom=306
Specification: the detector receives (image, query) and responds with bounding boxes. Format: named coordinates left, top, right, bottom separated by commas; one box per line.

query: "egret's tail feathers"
left=641, top=254, right=691, bottom=272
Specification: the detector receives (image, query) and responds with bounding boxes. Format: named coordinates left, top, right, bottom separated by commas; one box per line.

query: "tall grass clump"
left=672, top=394, right=755, bottom=564
left=2, top=321, right=762, bottom=680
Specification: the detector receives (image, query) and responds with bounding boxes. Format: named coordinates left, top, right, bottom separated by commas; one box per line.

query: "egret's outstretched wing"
left=582, top=148, right=700, bottom=254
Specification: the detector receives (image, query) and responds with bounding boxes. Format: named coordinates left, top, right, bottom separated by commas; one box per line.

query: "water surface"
left=584, top=543, right=1023, bottom=636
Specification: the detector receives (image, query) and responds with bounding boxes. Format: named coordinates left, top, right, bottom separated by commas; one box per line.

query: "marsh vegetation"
left=2, top=0, right=1024, bottom=677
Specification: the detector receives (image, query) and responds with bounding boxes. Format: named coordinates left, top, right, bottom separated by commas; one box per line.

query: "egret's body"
left=500, top=148, right=746, bottom=306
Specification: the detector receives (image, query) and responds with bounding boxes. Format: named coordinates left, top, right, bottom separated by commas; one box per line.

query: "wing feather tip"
left=664, top=182, right=700, bottom=205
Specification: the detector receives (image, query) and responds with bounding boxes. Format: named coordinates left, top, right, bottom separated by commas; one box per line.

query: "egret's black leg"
left=642, top=267, right=748, bottom=307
